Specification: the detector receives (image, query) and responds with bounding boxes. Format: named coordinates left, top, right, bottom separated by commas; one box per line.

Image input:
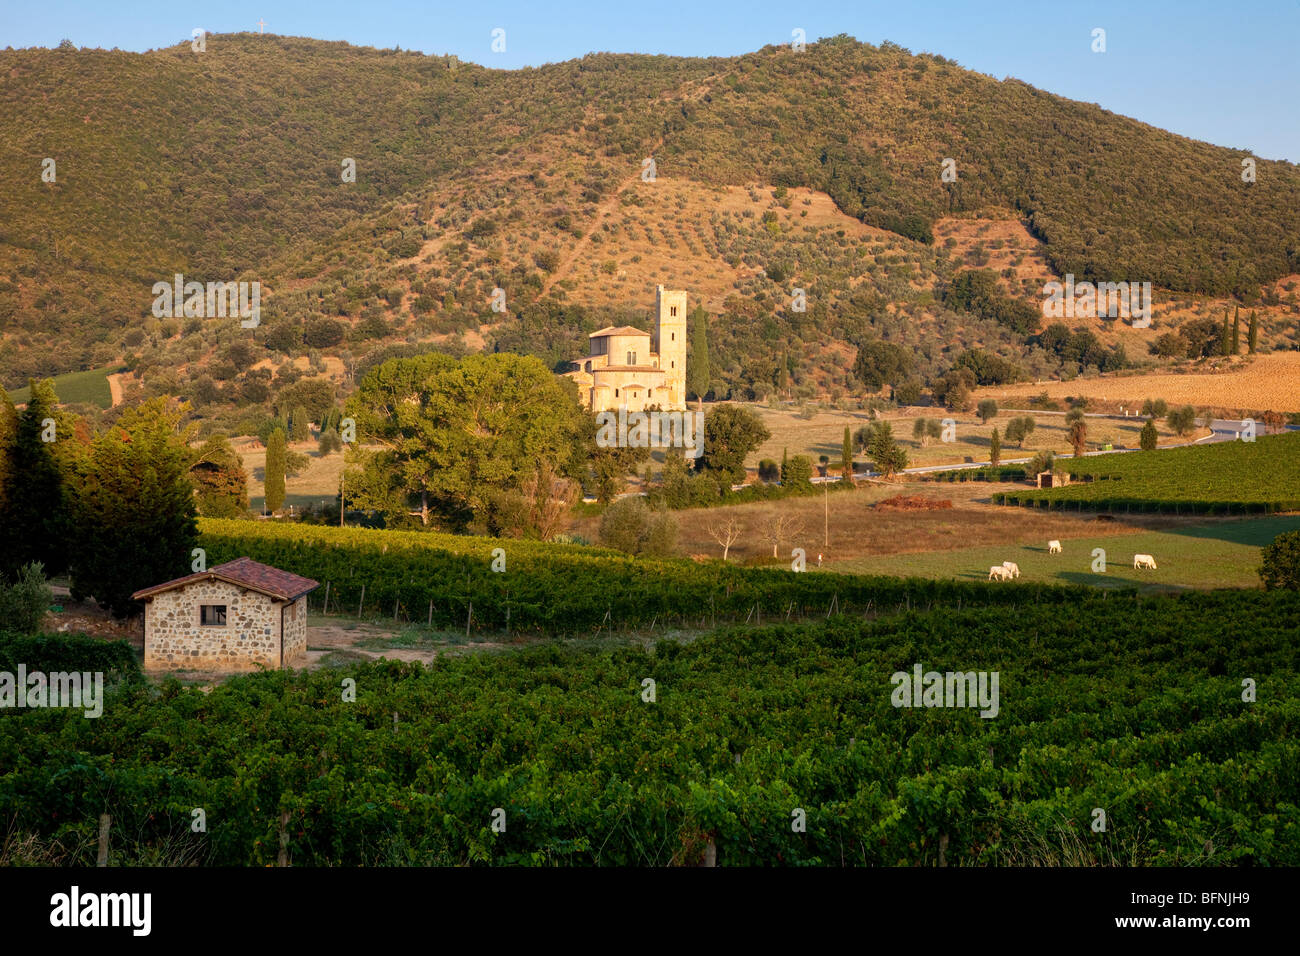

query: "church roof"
left=589, top=325, right=650, bottom=338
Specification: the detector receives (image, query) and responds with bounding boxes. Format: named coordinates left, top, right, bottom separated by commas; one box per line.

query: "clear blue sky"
left=4, top=0, right=1297, bottom=162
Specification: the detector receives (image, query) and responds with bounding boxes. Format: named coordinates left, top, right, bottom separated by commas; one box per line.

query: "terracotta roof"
left=589, top=325, right=650, bottom=338
left=131, top=557, right=319, bottom=603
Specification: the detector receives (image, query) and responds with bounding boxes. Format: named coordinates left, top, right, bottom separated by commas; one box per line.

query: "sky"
left=3, top=0, right=1297, bottom=162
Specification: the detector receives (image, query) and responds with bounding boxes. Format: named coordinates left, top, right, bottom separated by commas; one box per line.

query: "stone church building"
left=132, top=557, right=318, bottom=672
left=564, top=285, right=688, bottom=412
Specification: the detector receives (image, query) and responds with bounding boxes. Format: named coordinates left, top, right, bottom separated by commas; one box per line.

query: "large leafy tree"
left=694, top=404, right=771, bottom=487
left=69, top=398, right=198, bottom=616
left=852, top=339, right=913, bottom=393
left=344, top=352, right=589, bottom=530
left=190, top=433, right=249, bottom=518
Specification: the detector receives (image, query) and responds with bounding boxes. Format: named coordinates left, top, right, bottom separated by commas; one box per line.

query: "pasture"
left=826, top=514, right=1300, bottom=591
left=6, top=366, right=116, bottom=408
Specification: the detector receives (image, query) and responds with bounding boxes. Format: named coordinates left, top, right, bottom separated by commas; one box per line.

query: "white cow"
left=1133, top=553, right=1158, bottom=570
left=1048, top=540, right=1062, bottom=554
left=1001, top=561, right=1021, bottom=578
left=989, top=565, right=1011, bottom=581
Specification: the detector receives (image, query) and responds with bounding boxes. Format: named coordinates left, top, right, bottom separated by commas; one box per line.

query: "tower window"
left=626, top=351, right=637, bottom=365
left=671, top=332, right=675, bottom=341
left=615, top=389, right=619, bottom=397
left=670, top=306, right=678, bottom=317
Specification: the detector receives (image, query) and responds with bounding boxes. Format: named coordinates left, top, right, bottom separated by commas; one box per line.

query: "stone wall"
left=144, top=579, right=281, bottom=671
left=282, top=596, right=308, bottom=666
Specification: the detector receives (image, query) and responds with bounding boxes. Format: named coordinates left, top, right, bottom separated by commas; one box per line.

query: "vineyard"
left=199, top=518, right=1100, bottom=634
left=2, top=590, right=1297, bottom=866
left=993, top=432, right=1300, bottom=514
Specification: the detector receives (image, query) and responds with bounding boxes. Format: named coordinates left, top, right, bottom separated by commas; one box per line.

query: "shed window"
left=200, top=604, right=227, bottom=626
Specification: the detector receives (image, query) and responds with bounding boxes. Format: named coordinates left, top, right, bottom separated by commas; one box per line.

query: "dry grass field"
left=233, top=437, right=346, bottom=512
left=979, top=351, right=1300, bottom=413
left=741, top=402, right=1200, bottom=472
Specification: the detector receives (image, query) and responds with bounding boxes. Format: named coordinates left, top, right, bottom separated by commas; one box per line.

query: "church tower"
left=654, top=284, right=688, bottom=410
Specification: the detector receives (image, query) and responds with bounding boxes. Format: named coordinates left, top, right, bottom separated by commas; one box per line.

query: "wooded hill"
left=3, top=33, right=1298, bottom=405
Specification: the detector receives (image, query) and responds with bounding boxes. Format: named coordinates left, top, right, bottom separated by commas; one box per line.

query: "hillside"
left=4, top=33, right=1300, bottom=410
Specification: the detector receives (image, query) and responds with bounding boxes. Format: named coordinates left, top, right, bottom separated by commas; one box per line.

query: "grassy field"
left=234, top=437, right=345, bottom=513
left=7, top=366, right=116, bottom=408
left=827, top=514, right=1300, bottom=590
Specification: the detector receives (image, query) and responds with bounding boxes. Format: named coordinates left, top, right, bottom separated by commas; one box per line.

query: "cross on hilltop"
left=257, top=19, right=266, bottom=34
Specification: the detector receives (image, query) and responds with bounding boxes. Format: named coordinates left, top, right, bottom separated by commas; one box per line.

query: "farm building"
left=1036, top=471, right=1071, bottom=488
left=131, top=558, right=318, bottom=672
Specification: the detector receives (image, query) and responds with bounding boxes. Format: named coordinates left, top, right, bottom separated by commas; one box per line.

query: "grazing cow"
left=1001, top=561, right=1021, bottom=578
left=989, top=565, right=1011, bottom=581
left=1133, top=553, right=1158, bottom=570
left=1048, top=540, right=1062, bottom=554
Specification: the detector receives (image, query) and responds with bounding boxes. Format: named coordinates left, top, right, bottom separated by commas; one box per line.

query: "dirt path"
left=538, top=137, right=665, bottom=300
left=106, top=372, right=124, bottom=407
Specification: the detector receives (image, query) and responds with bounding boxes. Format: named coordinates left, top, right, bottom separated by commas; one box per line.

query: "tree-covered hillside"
left=3, top=33, right=1298, bottom=396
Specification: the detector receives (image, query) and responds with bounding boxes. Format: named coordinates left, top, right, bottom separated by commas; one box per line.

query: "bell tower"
left=654, top=284, right=688, bottom=410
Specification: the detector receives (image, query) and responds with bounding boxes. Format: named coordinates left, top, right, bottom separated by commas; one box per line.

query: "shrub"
left=0, top=563, right=53, bottom=635
left=758, top=459, right=779, bottom=483
left=1259, top=530, right=1300, bottom=590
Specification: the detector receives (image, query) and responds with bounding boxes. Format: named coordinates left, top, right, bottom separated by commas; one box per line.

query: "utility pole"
left=824, top=480, right=828, bottom=549
left=339, top=470, right=345, bottom=527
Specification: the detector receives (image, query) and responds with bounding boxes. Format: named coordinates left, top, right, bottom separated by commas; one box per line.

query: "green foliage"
left=1139, top=419, right=1159, bottom=452
left=1260, top=531, right=1300, bottom=589
left=4, top=590, right=1298, bottom=865
left=976, top=398, right=998, bottom=424
left=264, top=428, right=287, bottom=514
left=1065, top=408, right=1087, bottom=457
left=68, top=398, right=198, bottom=616
left=598, top=497, right=678, bottom=557
left=0, top=631, right=139, bottom=677
left=0, top=563, right=53, bottom=634
left=288, top=405, right=311, bottom=442
left=318, top=429, right=343, bottom=455
left=1248, top=311, right=1258, bottom=353
left=780, top=454, right=814, bottom=493
left=1140, top=398, right=1169, bottom=418
left=988, top=427, right=1001, bottom=468
left=852, top=339, right=913, bottom=391
left=943, top=270, right=1037, bottom=336
left=1167, top=405, right=1198, bottom=437
left=757, top=459, right=779, bottom=483
left=1003, top=415, right=1036, bottom=448
left=996, top=433, right=1300, bottom=514
left=190, top=433, right=249, bottom=518
left=686, top=304, right=710, bottom=403
left=695, top=404, right=770, bottom=487
left=0, top=379, right=70, bottom=577
left=345, top=352, right=588, bottom=530
left=865, top=421, right=908, bottom=478
left=841, top=426, right=853, bottom=480
left=932, top=367, right=975, bottom=411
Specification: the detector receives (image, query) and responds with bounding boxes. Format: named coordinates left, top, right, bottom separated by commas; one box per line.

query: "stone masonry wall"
left=144, top=579, right=281, bottom=671
left=282, top=596, right=308, bottom=666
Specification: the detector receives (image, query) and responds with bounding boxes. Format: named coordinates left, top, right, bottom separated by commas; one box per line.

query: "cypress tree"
left=290, top=405, right=310, bottom=442
left=989, top=427, right=1001, bottom=468
left=265, top=427, right=287, bottom=515
left=686, top=304, right=710, bottom=408
left=1219, top=310, right=1232, bottom=356
left=841, top=426, right=853, bottom=480
left=1140, top=418, right=1158, bottom=451
left=1232, top=306, right=1240, bottom=354
left=1, top=380, right=69, bottom=576
left=1248, top=311, right=1258, bottom=353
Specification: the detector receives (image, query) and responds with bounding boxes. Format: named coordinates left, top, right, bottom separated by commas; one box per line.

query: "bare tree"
left=706, top=516, right=745, bottom=562
left=525, top=460, right=578, bottom=541
left=761, top=514, right=806, bottom=558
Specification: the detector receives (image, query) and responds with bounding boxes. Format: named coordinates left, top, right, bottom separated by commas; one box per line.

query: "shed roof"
left=131, top=557, right=319, bottom=603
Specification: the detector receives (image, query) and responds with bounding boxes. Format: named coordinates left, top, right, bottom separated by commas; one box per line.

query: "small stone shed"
left=1036, top=471, right=1071, bottom=489
left=132, top=557, right=319, bottom=672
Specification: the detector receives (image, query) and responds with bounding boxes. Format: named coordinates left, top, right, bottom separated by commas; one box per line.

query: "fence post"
left=277, top=811, right=291, bottom=867
left=358, top=584, right=365, bottom=619
left=322, top=581, right=330, bottom=615
left=96, top=813, right=111, bottom=867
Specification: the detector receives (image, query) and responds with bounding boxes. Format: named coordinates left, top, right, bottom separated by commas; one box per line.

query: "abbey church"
left=564, top=285, right=688, bottom=412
